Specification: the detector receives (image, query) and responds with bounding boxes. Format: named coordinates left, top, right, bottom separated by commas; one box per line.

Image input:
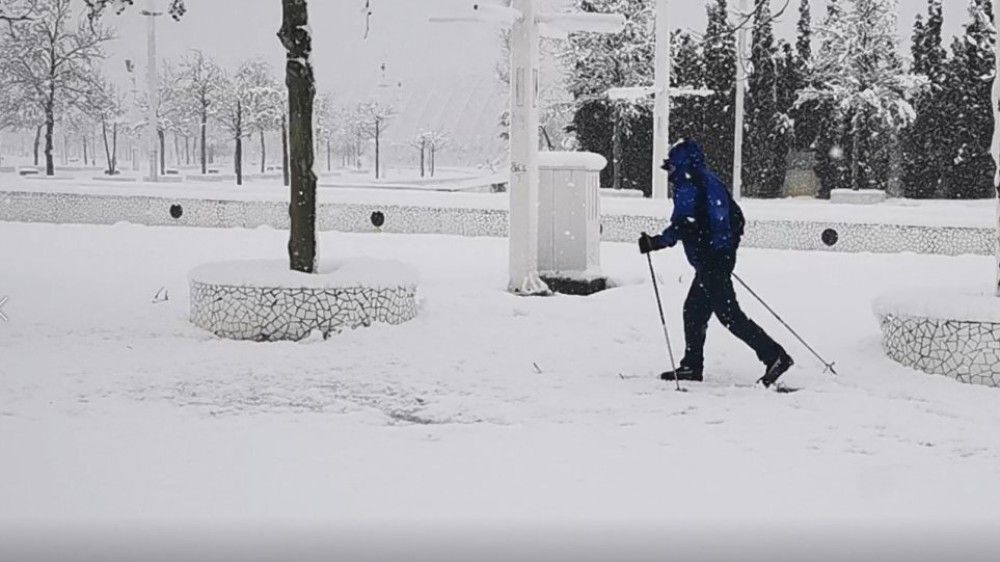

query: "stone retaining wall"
left=190, top=278, right=418, bottom=342
left=877, top=311, right=1000, bottom=387
left=1, top=190, right=994, bottom=256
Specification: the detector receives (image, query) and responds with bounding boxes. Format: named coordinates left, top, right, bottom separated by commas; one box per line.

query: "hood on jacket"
left=664, top=139, right=706, bottom=184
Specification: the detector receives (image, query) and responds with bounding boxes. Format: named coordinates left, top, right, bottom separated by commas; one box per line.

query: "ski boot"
left=758, top=351, right=794, bottom=388
left=660, top=365, right=703, bottom=382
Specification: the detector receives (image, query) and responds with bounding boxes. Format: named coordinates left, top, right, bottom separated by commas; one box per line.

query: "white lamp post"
left=141, top=0, right=161, bottom=183
left=732, top=0, right=750, bottom=201
left=651, top=0, right=671, bottom=200
left=432, top=1, right=625, bottom=295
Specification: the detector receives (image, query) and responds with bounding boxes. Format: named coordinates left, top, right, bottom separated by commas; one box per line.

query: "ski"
left=618, top=373, right=801, bottom=393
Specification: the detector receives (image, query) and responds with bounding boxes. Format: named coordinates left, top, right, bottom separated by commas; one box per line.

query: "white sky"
left=103, top=0, right=972, bottom=97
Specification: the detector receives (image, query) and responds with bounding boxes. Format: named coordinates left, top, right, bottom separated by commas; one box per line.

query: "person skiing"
left=638, top=139, right=793, bottom=387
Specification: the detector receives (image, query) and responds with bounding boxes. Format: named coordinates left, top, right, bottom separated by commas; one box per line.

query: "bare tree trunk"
left=82, top=136, right=88, bottom=167
left=102, top=117, right=113, bottom=174
left=280, top=0, right=318, bottom=273
left=235, top=136, right=243, bottom=185
left=158, top=129, right=166, bottom=175
left=174, top=134, right=181, bottom=167
left=430, top=144, right=436, bottom=177
left=235, top=100, right=244, bottom=185
left=33, top=125, right=42, bottom=167
left=260, top=129, right=266, bottom=174
left=200, top=110, right=208, bottom=174
left=44, top=102, right=55, bottom=175
left=112, top=123, right=118, bottom=174
left=540, top=126, right=554, bottom=151
left=612, top=109, right=622, bottom=190
left=851, top=124, right=859, bottom=191
left=419, top=141, right=425, bottom=178
left=326, top=139, right=331, bottom=172
left=281, top=114, right=289, bottom=187
left=375, top=118, right=381, bottom=179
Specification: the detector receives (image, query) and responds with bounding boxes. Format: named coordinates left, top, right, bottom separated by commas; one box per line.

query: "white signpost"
left=732, top=0, right=750, bottom=201
left=432, top=1, right=625, bottom=295
left=651, top=0, right=671, bottom=200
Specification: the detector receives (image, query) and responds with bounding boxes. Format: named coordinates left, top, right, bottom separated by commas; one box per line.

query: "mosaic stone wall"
left=877, top=312, right=1000, bottom=387
left=0, top=190, right=994, bottom=257
left=190, top=279, right=418, bottom=341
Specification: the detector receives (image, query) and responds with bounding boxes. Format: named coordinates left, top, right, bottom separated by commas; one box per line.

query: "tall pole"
left=508, top=0, right=548, bottom=294
left=732, top=0, right=748, bottom=201
left=144, top=0, right=160, bottom=183
left=651, top=0, right=671, bottom=200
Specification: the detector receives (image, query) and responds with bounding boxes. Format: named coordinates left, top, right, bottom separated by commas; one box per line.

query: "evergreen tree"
left=801, top=0, right=922, bottom=193
left=792, top=0, right=821, bottom=152
left=670, top=30, right=706, bottom=144
left=902, top=0, right=949, bottom=198
left=701, top=0, right=736, bottom=185
left=810, top=0, right=849, bottom=197
left=744, top=1, right=788, bottom=198
left=942, top=0, right=996, bottom=199
left=564, top=0, right=654, bottom=192
left=796, top=0, right=811, bottom=64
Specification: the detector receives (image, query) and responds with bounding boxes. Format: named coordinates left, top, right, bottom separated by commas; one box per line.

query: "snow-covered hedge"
left=189, top=259, right=419, bottom=342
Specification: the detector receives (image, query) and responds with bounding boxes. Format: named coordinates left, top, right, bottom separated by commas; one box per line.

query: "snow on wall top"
left=874, top=287, right=1000, bottom=324
left=189, top=258, right=419, bottom=290
left=537, top=151, right=608, bottom=171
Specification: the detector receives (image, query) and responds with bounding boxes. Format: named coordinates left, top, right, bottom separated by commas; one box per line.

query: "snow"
left=874, top=286, right=1000, bottom=323
left=537, top=150, right=607, bottom=171
left=189, top=258, right=419, bottom=289
left=3, top=220, right=1000, bottom=559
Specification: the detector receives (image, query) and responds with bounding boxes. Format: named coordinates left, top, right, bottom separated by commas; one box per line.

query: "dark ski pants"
left=681, top=251, right=783, bottom=371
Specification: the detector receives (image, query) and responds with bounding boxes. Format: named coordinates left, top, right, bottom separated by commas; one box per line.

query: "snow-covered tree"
left=701, top=0, right=736, bottom=184
left=411, top=129, right=448, bottom=178
left=356, top=100, right=394, bottom=179
left=902, top=0, right=949, bottom=198
left=789, top=0, right=820, bottom=152
left=313, top=92, right=338, bottom=171
left=92, top=77, right=126, bottom=175
left=231, top=60, right=283, bottom=174
left=177, top=49, right=224, bottom=175
left=0, top=0, right=37, bottom=24
left=941, top=0, right=996, bottom=199
left=668, top=30, right=706, bottom=150
left=743, top=1, right=791, bottom=198
left=799, top=0, right=924, bottom=192
left=214, top=60, right=284, bottom=185
left=0, top=0, right=114, bottom=175
left=563, top=0, right=653, bottom=191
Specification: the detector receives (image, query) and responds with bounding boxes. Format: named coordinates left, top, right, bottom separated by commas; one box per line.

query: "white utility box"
left=536, top=151, right=607, bottom=295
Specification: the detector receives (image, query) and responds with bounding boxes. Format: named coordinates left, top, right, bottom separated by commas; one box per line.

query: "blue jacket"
left=650, top=140, right=744, bottom=268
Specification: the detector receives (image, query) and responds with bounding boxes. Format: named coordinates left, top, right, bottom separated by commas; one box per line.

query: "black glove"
left=639, top=232, right=655, bottom=254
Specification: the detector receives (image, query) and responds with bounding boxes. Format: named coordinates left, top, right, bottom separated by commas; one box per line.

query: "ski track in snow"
left=2, top=221, right=1000, bottom=526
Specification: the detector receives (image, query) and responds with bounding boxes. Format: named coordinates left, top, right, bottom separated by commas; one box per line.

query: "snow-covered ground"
left=2, top=222, right=1000, bottom=559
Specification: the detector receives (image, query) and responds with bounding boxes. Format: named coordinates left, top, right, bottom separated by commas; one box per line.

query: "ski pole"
left=646, top=253, right=684, bottom=392
left=732, top=272, right=838, bottom=376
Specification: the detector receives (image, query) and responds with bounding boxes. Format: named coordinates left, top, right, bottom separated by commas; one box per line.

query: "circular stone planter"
left=189, top=258, right=419, bottom=341
left=874, top=288, right=1000, bottom=387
